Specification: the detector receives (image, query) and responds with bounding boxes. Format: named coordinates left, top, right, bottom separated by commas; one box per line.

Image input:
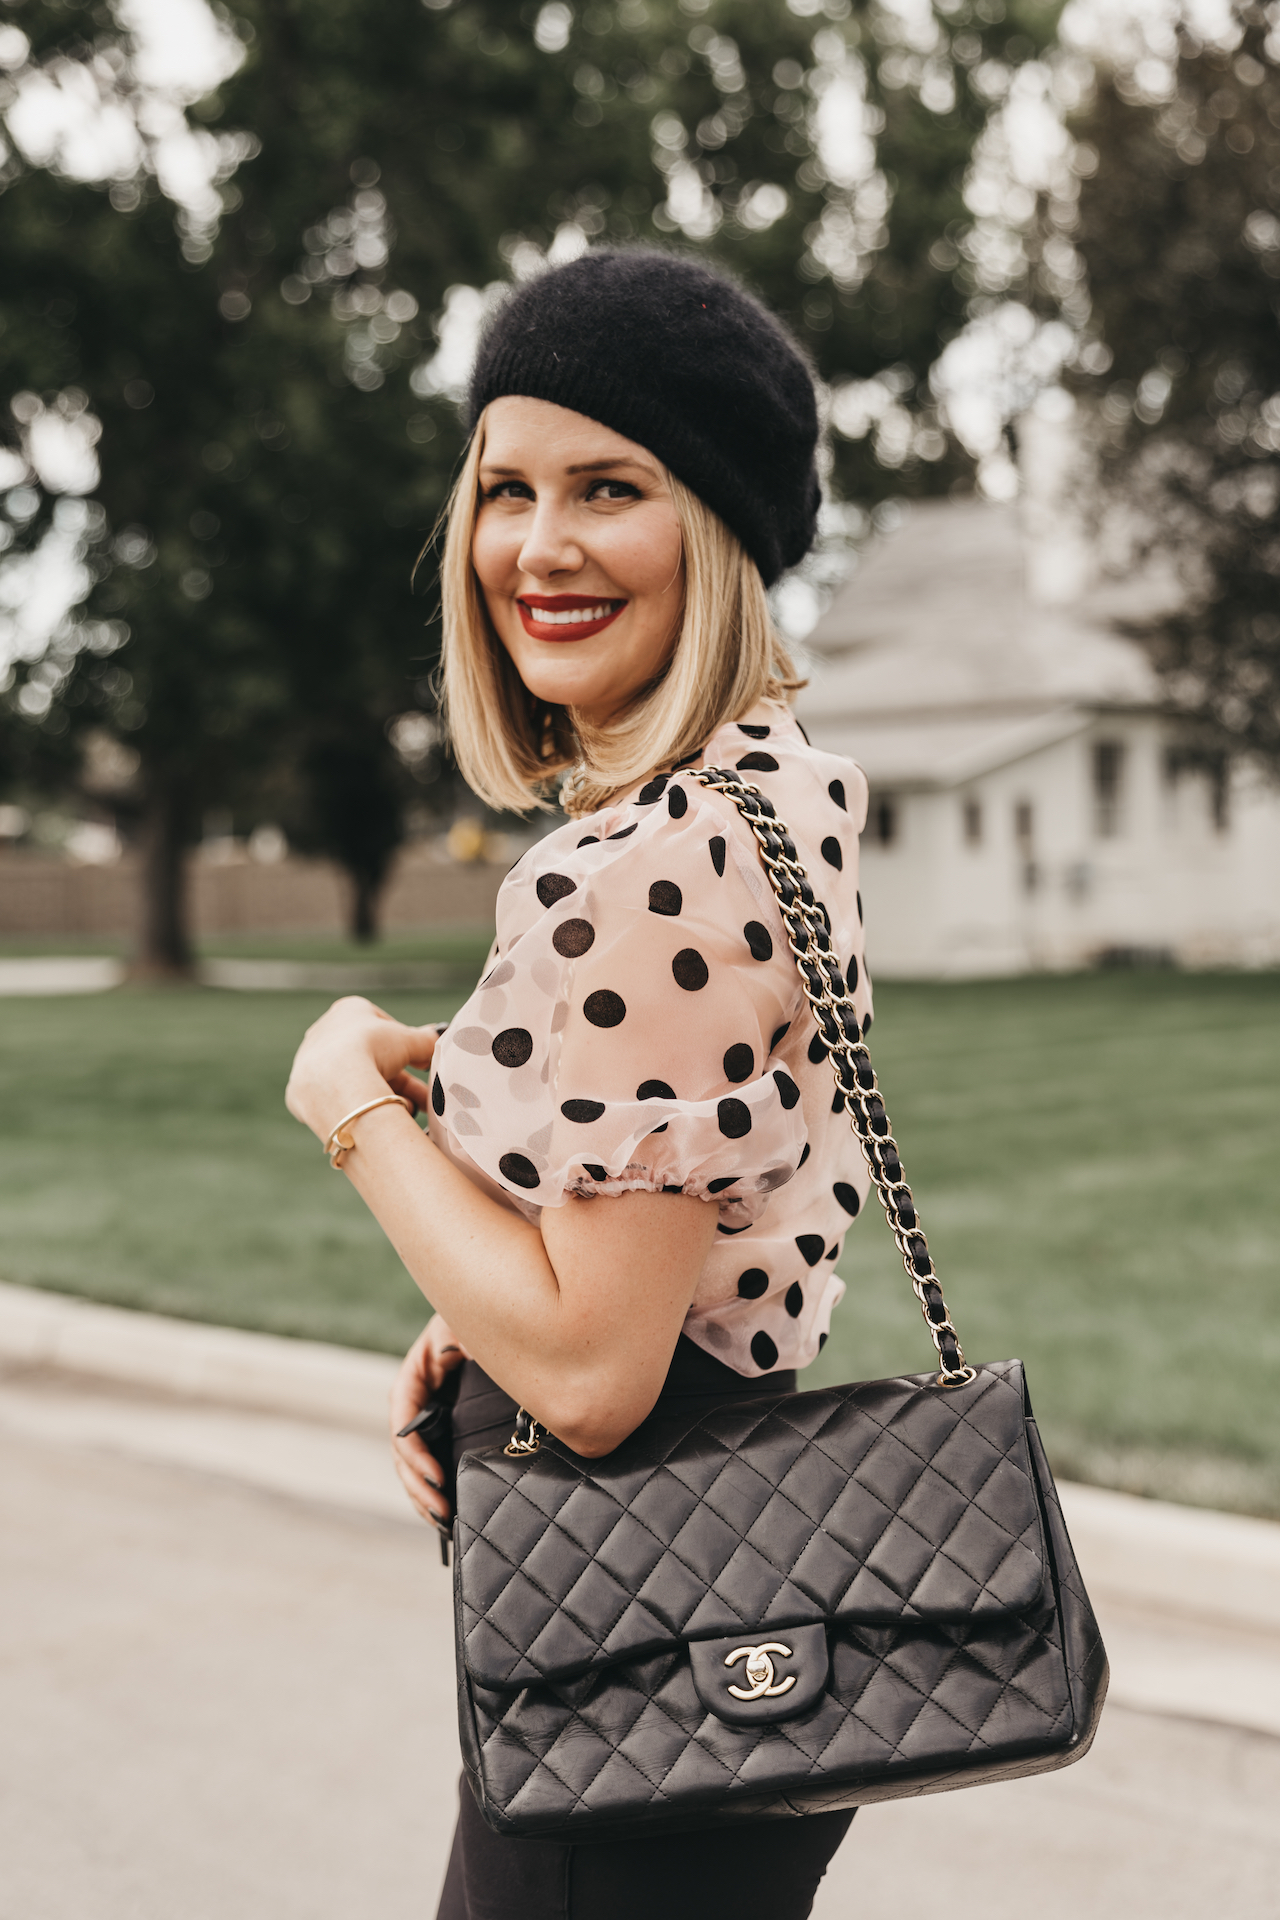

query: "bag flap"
left=456, top=1360, right=1048, bottom=1691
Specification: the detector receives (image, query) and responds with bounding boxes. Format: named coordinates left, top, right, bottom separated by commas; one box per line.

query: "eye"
left=482, top=479, right=534, bottom=501
left=586, top=478, right=641, bottom=503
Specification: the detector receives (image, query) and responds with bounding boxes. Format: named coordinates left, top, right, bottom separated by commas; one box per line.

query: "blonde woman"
left=286, top=250, right=872, bottom=1920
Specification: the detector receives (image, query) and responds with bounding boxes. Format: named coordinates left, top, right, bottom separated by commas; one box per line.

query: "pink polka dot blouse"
left=427, top=702, right=872, bottom=1377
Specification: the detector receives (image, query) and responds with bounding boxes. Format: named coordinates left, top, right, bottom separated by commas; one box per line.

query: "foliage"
left=1048, top=6, right=1280, bottom=768
left=0, top=0, right=1060, bottom=965
left=3, top=968, right=1278, bottom=1515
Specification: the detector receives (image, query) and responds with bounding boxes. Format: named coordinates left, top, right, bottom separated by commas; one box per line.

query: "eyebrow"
left=479, top=458, right=657, bottom=477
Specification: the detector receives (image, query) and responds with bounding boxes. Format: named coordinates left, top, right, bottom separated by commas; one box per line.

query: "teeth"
left=529, top=603, right=616, bottom=625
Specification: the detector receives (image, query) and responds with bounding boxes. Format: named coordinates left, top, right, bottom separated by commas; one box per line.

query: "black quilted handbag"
left=453, top=768, right=1108, bottom=1840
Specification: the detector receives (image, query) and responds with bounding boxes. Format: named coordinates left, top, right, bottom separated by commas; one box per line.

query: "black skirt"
left=437, top=1339, right=854, bottom=1920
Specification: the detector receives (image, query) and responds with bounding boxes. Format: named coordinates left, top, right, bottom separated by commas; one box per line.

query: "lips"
left=517, top=595, right=626, bottom=641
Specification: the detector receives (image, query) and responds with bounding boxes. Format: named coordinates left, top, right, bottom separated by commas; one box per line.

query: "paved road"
left=3, top=1385, right=1278, bottom=1920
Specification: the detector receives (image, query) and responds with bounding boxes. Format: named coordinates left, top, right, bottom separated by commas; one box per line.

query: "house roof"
left=794, top=499, right=1162, bottom=787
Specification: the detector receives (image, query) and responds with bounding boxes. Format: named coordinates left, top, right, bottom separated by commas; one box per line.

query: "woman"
left=286, top=249, right=872, bottom=1920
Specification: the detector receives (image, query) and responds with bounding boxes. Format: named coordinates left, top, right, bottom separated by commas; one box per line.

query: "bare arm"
left=286, top=996, right=718, bottom=1456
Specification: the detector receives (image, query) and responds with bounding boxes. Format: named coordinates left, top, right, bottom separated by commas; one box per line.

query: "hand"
left=390, top=1314, right=470, bottom=1527
left=285, top=996, right=439, bottom=1141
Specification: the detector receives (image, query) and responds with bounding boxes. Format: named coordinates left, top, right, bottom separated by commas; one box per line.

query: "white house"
left=794, top=496, right=1280, bottom=978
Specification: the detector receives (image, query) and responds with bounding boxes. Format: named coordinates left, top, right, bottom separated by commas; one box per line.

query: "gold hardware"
left=504, top=1408, right=543, bottom=1457
left=724, top=1643, right=797, bottom=1701
left=324, top=1093, right=414, bottom=1169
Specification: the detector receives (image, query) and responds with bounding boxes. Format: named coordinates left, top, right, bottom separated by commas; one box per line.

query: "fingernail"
left=423, top=1471, right=443, bottom=1492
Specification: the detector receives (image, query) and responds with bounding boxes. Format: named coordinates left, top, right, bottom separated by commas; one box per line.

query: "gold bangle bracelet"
left=325, top=1093, right=415, bottom=1170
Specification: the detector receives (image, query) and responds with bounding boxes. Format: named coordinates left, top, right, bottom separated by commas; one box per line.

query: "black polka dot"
left=673, top=749, right=703, bottom=769
left=607, top=823, right=637, bottom=841
left=537, top=873, right=576, bottom=907
left=576, top=835, right=599, bottom=849
left=862, top=1012, right=873, bottom=1035
left=834, top=1182, right=861, bottom=1217
left=846, top=952, right=858, bottom=990
left=831, top=1089, right=845, bottom=1114
left=737, top=722, right=771, bottom=739
left=808, top=1030, right=827, bottom=1065
left=667, top=785, right=689, bottom=819
left=492, top=1028, right=533, bottom=1068
left=583, top=1163, right=608, bottom=1182
left=818, top=1331, right=828, bottom=1352
left=717, top=1222, right=750, bottom=1235
left=826, top=1245, right=840, bottom=1260
left=784, top=1282, right=804, bottom=1318
left=709, top=836, right=726, bottom=876
left=744, top=922, right=773, bottom=962
left=796, top=1233, right=825, bottom=1267
left=737, top=1268, right=768, bottom=1299
left=561, top=1098, right=605, bottom=1123
left=648, top=880, right=682, bottom=916
left=797, top=1143, right=811, bottom=1168
left=672, top=948, right=709, bottom=991
left=583, top=989, right=626, bottom=1027
left=821, top=836, right=843, bottom=871
left=770, top=1022, right=791, bottom=1051
left=499, top=1152, right=540, bottom=1190
left=638, top=774, right=669, bottom=804
left=772, top=1069, right=800, bottom=1110
left=707, top=1176, right=739, bottom=1194
left=717, top=1097, right=752, bottom=1139
left=857, top=890, right=863, bottom=923
left=829, top=779, right=847, bottom=811
left=552, top=918, right=595, bottom=957
left=737, top=752, right=779, bottom=773
left=723, top=1043, right=754, bottom=1083
left=430, top=1076, right=445, bottom=1117
left=637, top=1079, right=676, bottom=1101
left=751, top=1330, right=779, bottom=1371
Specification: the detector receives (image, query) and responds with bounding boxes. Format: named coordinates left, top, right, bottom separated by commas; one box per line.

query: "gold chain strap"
left=689, top=767, right=975, bottom=1389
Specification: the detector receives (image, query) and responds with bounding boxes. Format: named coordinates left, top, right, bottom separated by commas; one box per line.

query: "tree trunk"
left=131, top=780, right=195, bottom=980
left=349, top=870, right=380, bottom=945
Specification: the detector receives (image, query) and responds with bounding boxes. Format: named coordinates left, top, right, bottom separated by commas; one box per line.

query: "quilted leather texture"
left=456, top=1362, right=1047, bottom=1690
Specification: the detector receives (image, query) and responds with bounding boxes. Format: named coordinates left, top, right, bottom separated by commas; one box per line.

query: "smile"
left=517, top=596, right=626, bottom=641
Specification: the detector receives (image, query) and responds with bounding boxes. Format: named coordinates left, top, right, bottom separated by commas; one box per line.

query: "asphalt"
left=3, top=1364, right=1279, bottom=1920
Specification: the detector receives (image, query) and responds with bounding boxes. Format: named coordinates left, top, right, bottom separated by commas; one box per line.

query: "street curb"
left=0, top=1280, right=397, bottom=1432
left=4, top=1281, right=1280, bottom=1636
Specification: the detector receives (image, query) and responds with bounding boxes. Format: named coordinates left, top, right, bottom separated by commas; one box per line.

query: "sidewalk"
left=3, top=1282, right=1278, bottom=1917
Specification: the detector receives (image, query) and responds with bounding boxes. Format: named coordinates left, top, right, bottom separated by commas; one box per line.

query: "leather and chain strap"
left=689, top=766, right=973, bottom=1389
left=504, top=762, right=974, bottom=1454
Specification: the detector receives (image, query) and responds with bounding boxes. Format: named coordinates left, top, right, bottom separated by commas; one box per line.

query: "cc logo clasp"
left=724, top=1642, right=796, bottom=1701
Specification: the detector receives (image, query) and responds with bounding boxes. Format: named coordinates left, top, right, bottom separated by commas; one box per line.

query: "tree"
left=0, top=0, right=1058, bottom=971
left=1044, top=4, right=1280, bottom=767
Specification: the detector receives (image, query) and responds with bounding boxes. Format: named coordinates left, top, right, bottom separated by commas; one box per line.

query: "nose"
left=516, top=496, right=583, bottom=581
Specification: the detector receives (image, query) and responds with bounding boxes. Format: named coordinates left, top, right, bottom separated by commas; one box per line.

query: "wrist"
left=294, top=1054, right=392, bottom=1143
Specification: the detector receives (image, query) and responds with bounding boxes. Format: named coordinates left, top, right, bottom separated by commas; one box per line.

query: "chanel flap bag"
left=452, top=768, right=1108, bottom=1839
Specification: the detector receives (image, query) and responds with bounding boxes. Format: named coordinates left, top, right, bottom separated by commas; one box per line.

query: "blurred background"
left=2, top=0, right=1280, bottom=1507
left=3, top=3, right=1280, bottom=1913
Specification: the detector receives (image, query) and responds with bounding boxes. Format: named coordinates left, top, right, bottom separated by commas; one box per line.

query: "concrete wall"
left=0, top=844, right=505, bottom=941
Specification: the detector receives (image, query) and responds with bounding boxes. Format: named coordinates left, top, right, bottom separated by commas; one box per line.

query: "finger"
left=394, top=1450, right=450, bottom=1524
left=390, top=1069, right=431, bottom=1113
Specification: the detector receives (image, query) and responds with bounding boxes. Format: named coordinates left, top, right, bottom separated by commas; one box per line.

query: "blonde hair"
left=433, top=407, right=804, bottom=817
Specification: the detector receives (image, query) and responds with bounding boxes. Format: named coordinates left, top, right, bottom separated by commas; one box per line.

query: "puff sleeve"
left=426, top=777, right=808, bottom=1227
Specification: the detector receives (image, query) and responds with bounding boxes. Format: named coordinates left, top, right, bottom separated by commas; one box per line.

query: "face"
left=472, top=396, right=685, bottom=730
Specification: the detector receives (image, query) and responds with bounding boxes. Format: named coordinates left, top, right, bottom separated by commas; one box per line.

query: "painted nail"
left=423, top=1471, right=443, bottom=1492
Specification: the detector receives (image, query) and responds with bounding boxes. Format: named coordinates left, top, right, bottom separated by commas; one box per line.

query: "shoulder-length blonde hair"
left=433, top=405, right=804, bottom=817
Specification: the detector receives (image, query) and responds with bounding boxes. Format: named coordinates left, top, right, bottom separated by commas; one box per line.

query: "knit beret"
left=467, top=249, right=820, bottom=587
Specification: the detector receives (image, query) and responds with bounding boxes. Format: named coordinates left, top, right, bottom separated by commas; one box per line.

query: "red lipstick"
left=517, top=593, right=626, bottom=641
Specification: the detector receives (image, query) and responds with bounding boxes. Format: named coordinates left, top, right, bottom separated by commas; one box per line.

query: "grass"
left=3, top=969, right=1278, bottom=1516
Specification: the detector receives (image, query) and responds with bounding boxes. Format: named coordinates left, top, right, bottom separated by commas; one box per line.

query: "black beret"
left=467, top=248, right=820, bottom=587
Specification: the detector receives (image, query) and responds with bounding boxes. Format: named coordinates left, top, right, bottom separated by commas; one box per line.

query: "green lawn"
left=0, top=926, right=496, bottom=967
left=3, top=970, right=1278, bottom=1516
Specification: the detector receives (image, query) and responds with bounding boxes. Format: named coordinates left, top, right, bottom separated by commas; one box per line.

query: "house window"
left=1093, top=740, right=1126, bottom=837
left=1014, top=800, right=1037, bottom=894
left=962, top=797, right=983, bottom=846
left=872, top=797, right=897, bottom=847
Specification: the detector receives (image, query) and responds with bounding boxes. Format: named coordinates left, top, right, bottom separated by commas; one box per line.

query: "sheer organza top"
left=427, top=702, right=872, bottom=1376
